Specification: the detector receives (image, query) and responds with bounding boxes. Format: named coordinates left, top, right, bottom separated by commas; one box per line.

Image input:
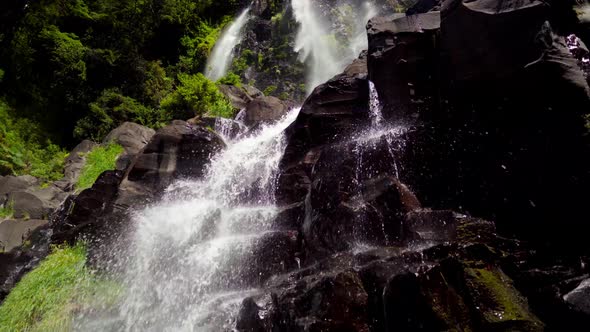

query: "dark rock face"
left=126, top=121, right=225, bottom=193
left=268, top=1, right=590, bottom=330
left=368, top=12, right=441, bottom=120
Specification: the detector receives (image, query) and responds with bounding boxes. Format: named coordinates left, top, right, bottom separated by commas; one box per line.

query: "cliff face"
left=2, top=0, right=590, bottom=331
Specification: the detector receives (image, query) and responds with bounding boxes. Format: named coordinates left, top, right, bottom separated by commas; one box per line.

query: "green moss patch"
left=0, top=244, right=121, bottom=332
left=75, top=143, right=124, bottom=192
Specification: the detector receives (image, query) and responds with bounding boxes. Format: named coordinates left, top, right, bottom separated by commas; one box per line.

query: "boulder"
left=218, top=84, right=254, bottom=110
left=7, top=191, right=45, bottom=219
left=0, top=175, right=39, bottom=205
left=242, top=96, right=289, bottom=127
left=125, top=121, right=225, bottom=193
left=305, top=173, right=421, bottom=255
left=103, top=122, right=155, bottom=155
left=564, top=278, right=590, bottom=316
left=0, top=219, right=48, bottom=252
left=63, top=140, right=98, bottom=184
left=270, top=270, right=370, bottom=332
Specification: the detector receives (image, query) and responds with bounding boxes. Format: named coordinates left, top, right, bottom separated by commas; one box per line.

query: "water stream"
left=78, top=109, right=300, bottom=331
left=291, top=0, right=379, bottom=94
left=205, top=7, right=252, bottom=81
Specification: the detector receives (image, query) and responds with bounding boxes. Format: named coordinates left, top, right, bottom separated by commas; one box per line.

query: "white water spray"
left=291, top=0, right=379, bottom=93
left=77, top=109, right=300, bottom=331
left=205, top=8, right=251, bottom=81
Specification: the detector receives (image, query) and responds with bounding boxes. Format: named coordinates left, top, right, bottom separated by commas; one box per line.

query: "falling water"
left=77, top=109, right=300, bottom=331
left=205, top=8, right=251, bottom=81
left=291, top=0, right=379, bottom=93
left=354, top=81, right=407, bottom=189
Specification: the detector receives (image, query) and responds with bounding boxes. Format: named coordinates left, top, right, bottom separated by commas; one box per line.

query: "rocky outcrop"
left=242, top=96, right=291, bottom=127
left=218, top=84, right=264, bottom=110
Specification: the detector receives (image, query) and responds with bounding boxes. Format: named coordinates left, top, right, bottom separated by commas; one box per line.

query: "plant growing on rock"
left=75, top=143, right=124, bottom=192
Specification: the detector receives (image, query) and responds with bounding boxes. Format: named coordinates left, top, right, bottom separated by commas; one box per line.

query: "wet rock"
left=270, top=270, right=370, bottom=332
left=51, top=170, right=124, bottom=245
left=242, top=96, right=289, bottom=127
left=126, top=121, right=225, bottom=193
left=236, top=297, right=265, bottom=332
left=564, top=278, right=590, bottom=315
left=368, top=12, right=441, bottom=120
left=199, top=116, right=246, bottom=141
left=305, top=173, right=421, bottom=255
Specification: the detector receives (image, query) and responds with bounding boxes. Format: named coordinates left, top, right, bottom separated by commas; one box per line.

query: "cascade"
left=291, top=0, right=379, bottom=93
left=76, top=109, right=300, bottom=331
left=205, top=7, right=251, bottom=81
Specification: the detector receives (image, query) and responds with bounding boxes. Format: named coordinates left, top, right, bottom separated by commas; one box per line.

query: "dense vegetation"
left=0, top=0, right=246, bottom=179
left=0, top=243, right=120, bottom=331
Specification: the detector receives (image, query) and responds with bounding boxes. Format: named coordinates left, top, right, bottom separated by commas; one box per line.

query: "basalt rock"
left=125, top=121, right=225, bottom=194
left=367, top=12, right=441, bottom=121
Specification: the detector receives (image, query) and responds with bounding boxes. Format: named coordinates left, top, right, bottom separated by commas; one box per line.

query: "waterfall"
left=205, top=8, right=251, bottom=81
left=77, top=109, right=300, bottom=331
left=291, top=0, right=379, bottom=94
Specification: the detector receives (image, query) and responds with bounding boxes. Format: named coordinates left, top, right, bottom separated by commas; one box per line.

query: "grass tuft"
left=0, top=243, right=122, bottom=332
left=0, top=200, right=14, bottom=219
left=75, top=143, right=124, bottom=192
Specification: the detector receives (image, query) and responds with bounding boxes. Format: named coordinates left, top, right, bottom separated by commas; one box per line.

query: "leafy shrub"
left=160, top=73, right=234, bottom=119
left=75, top=89, right=165, bottom=141
left=264, top=85, right=278, bottom=96
left=0, top=100, right=68, bottom=182
left=76, top=143, right=124, bottom=191
left=217, top=72, right=242, bottom=87
left=0, top=243, right=121, bottom=332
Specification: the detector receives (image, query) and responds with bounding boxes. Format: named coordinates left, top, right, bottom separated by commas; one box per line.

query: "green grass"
left=0, top=200, right=14, bottom=219
left=0, top=243, right=122, bottom=332
left=75, top=143, right=124, bottom=191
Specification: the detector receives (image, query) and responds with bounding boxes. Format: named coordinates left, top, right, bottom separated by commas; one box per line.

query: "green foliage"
left=264, top=85, right=278, bottom=96
left=0, top=100, right=67, bottom=182
left=0, top=243, right=121, bottom=332
left=40, top=25, right=88, bottom=81
left=161, top=73, right=233, bottom=119
left=0, top=68, right=4, bottom=82
left=75, top=90, right=165, bottom=141
left=218, top=72, right=242, bottom=87
left=0, top=200, right=14, bottom=219
left=143, top=61, right=173, bottom=108
left=76, top=143, right=124, bottom=191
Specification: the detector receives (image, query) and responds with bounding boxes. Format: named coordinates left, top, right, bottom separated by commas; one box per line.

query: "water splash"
left=77, top=109, right=300, bottom=331
left=291, top=0, right=379, bottom=93
left=205, top=8, right=251, bottom=81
